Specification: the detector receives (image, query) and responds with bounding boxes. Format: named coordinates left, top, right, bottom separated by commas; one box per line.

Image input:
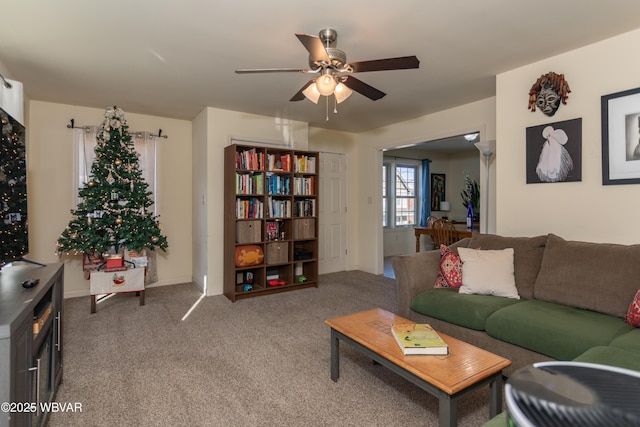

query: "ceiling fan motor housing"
left=309, top=28, right=347, bottom=70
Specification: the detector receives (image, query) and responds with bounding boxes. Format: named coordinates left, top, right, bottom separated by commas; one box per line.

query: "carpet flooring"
left=48, top=270, right=494, bottom=426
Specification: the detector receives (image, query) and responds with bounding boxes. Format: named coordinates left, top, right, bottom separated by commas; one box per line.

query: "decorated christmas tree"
left=56, top=107, right=168, bottom=256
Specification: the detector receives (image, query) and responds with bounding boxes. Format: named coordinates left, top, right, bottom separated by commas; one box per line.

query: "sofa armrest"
left=392, top=250, right=442, bottom=318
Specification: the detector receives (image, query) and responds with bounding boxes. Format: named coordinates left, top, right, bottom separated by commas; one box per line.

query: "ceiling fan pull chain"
left=333, top=96, right=338, bottom=114
left=326, top=96, right=329, bottom=121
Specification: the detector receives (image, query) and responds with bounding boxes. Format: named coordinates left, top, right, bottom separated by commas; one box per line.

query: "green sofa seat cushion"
left=610, top=328, right=640, bottom=353
left=410, top=288, right=523, bottom=331
left=485, top=300, right=634, bottom=360
left=573, top=346, right=640, bottom=373
left=482, top=411, right=507, bottom=427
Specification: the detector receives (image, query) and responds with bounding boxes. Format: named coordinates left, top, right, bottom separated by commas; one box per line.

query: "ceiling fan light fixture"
left=334, top=82, right=352, bottom=104
left=315, top=71, right=337, bottom=96
left=302, top=82, right=320, bottom=104
left=464, top=132, right=479, bottom=142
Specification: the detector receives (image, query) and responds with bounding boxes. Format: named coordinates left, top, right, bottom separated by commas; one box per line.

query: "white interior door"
left=318, top=152, right=347, bottom=274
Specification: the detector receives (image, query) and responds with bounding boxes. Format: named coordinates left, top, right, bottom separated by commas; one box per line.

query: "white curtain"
left=75, top=129, right=158, bottom=214
left=131, top=131, right=158, bottom=214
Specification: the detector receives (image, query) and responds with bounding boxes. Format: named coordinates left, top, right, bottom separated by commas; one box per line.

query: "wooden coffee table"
left=325, top=308, right=511, bottom=427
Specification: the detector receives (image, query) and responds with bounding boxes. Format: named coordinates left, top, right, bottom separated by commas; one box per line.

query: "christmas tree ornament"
left=114, top=159, right=122, bottom=166
left=115, top=216, right=123, bottom=224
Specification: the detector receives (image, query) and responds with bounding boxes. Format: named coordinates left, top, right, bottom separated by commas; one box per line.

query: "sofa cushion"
left=573, top=346, right=640, bottom=373
left=624, top=289, right=640, bottom=327
left=466, top=234, right=547, bottom=300
left=610, top=329, right=640, bottom=353
left=534, top=234, right=640, bottom=318
left=411, top=288, right=522, bottom=331
left=434, top=245, right=463, bottom=288
left=458, top=247, right=519, bottom=299
left=485, top=300, right=634, bottom=360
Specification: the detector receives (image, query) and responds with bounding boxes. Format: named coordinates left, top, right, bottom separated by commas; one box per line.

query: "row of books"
left=235, top=148, right=264, bottom=171
left=236, top=172, right=264, bottom=195
left=294, top=155, right=316, bottom=173
left=267, top=174, right=290, bottom=195
left=293, top=176, right=315, bottom=196
left=294, top=199, right=316, bottom=217
left=236, top=198, right=263, bottom=219
left=266, top=197, right=291, bottom=218
left=391, top=323, right=449, bottom=355
left=238, top=174, right=316, bottom=197
left=235, top=149, right=317, bottom=174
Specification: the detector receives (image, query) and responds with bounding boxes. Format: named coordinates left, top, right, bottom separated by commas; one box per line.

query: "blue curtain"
left=419, top=159, right=431, bottom=226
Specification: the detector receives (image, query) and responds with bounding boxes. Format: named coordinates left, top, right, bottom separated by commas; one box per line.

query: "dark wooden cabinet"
left=0, top=263, right=64, bottom=427
left=224, top=144, right=319, bottom=301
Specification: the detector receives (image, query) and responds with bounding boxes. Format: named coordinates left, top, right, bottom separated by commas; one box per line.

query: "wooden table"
left=414, top=225, right=473, bottom=252
left=325, top=308, right=511, bottom=427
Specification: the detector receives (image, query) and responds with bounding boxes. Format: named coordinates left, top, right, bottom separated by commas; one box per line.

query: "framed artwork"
left=526, top=118, right=582, bottom=184
left=601, top=87, right=640, bottom=185
left=430, top=173, right=445, bottom=210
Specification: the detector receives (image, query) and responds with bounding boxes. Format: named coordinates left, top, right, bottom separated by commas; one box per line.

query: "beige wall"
left=191, top=108, right=208, bottom=292
left=28, top=101, right=193, bottom=297
left=496, top=28, right=640, bottom=244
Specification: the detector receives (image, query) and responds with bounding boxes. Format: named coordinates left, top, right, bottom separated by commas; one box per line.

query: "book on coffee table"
left=391, top=323, right=449, bottom=355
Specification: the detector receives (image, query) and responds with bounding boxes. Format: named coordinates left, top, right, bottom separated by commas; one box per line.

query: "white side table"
left=89, top=267, right=145, bottom=313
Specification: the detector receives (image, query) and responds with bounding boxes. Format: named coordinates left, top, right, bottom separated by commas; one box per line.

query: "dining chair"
left=432, top=219, right=459, bottom=248
left=425, top=215, right=438, bottom=228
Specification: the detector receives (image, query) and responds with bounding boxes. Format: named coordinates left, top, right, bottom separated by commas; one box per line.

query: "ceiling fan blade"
left=348, top=56, right=420, bottom=73
left=290, top=80, right=314, bottom=102
left=295, top=33, right=330, bottom=64
left=342, top=76, right=386, bottom=101
left=235, top=68, right=308, bottom=74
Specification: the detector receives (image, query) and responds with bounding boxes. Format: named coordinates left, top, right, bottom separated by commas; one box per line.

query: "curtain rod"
left=0, top=72, right=12, bottom=89
left=66, top=118, right=168, bottom=139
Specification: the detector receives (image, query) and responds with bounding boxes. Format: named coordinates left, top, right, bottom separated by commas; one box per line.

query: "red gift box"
left=105, top=255, right=124, bottom=269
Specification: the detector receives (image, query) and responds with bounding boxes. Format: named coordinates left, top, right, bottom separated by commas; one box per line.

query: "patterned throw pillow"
left=624, top=289, right=640, bottom=328
left=434, top=245, right=463, bottom=289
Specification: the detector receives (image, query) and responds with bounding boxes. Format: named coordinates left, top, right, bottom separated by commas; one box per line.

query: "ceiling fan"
left=235, top=28, right=420, bottom=105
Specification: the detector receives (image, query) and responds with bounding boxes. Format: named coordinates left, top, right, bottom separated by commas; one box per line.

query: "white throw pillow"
left=457, top=247, right=519, bottom=299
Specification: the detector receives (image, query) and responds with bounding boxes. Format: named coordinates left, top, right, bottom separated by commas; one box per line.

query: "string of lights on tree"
left=56, top=106, right=168, bottom=256
left=0, top=110, right=28, bottom=259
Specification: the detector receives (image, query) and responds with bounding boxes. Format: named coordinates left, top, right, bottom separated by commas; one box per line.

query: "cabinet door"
left=11, top=318, right=32, bottom=427
left=52, top=276, right=63, bottom=388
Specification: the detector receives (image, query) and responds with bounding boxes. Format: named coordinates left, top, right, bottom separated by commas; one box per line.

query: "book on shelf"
left=390, top=323, right=449, bottom=355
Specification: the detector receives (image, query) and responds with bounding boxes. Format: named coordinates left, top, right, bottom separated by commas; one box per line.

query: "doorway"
left=382, top=133, right=481, bottom=278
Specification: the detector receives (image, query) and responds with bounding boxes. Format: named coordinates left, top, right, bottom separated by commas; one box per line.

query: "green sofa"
left=392, top=233, right=640, bottom=377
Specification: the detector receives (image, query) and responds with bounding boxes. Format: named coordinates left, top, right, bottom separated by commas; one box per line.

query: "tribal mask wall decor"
left=528, top=72, right=571, bottom=117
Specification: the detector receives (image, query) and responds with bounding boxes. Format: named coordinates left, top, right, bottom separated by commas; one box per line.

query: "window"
left=382, top=164, right=388, bottom=227
left=383, top=160, right=419, bottom=228
left=74, top=128, right=158, bottom=212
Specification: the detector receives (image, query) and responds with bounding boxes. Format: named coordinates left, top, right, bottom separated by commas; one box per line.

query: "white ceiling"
left=2, top=1, right=640, bottom=133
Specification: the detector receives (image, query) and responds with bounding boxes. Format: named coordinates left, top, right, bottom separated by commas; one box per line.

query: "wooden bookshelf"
left=224, top=144, right=319, bottom=301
